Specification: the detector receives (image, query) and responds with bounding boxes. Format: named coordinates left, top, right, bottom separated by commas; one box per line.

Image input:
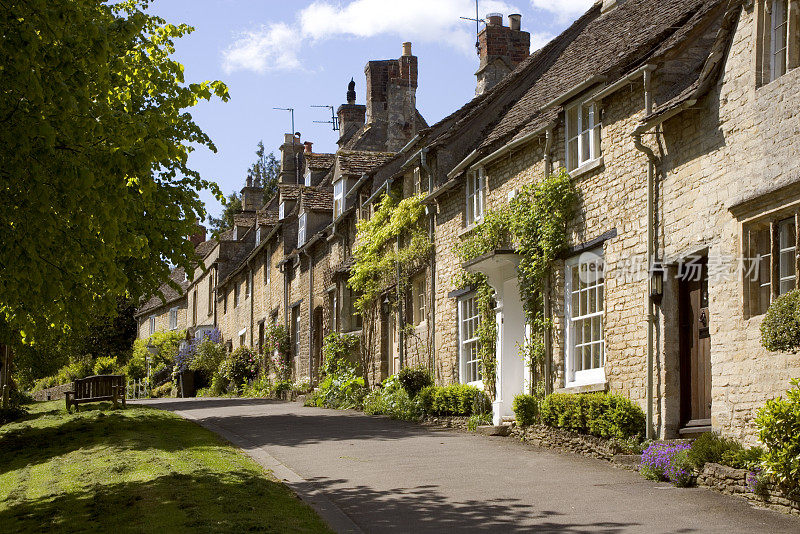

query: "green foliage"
left=397, top=365, right=433, bottom=397
left=247, top=141, right=280, bottom=203
left=686, top=431, right=744, bottom=470
left=189, top=339, right=227, bottom=375
left=456, top=170, right=577, bottom=395
left=93, top=356, right=118, bottom=376
left=512, top=394, right=539, bottom=426
left=418, top=384, right=490, bottom=416
left=0, top=0, right=229, bottom=349
left=305, top=347, right=366, bottom=410
left=131, top=331, right=184, bottom=377
left=466, top=412, right=493, bottom=431
left=363, top=376, right=422, bottom=421
left=242, top=375, right=273, bottom=398
left=761, top=290, right=800, bottom=353
left=151, top=382, right=174, bottom=398
left=755, top=378, right=800, bottom=491
left=123, top=350, right=147, bottom=381
left=667, top=450, right=694, bottom=487
left=218, top=347, right=259, bottom=392
left=321, top=332, right=360, bottom=376
left=208, top=192, right=242, bottom=234
left=33, top=358, right=94, bottom=391
left=539, top=392, right=645, bottom=439
left=720, top=446, right=765, bottom=470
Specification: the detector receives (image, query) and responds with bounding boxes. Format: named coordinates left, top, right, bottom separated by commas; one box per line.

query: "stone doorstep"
left=475, top=424, right=512, bottom=437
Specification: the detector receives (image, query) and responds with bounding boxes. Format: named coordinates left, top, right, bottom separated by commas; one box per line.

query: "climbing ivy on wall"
left=348, top=192, right=432, bottom=385
left=457, top=169, right=577, bottom=397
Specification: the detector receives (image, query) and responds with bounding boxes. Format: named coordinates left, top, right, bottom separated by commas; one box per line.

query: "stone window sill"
left=569, top=157, right=604, bottom=179
left=458, top=223, right=481, bottom=238
left=555, top=381, right=608, bottom=395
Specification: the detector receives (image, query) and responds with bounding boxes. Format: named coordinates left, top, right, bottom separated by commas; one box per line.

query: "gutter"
left=398, top=133, right=421, bottom=155
left=541, top=75, right=607, bottom=111
left=587, top=65, right=657, bottom=103
left=345, top=173, right=369, bottom=199
left=472, top=121, right=556, bottom=170
left=361, top=177, right=394, bottom=208
left=446, top=149, right=479, bottom=180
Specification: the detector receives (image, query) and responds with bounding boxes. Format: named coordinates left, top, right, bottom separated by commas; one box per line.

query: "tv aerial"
left=311, top=105, right=339, bottom=131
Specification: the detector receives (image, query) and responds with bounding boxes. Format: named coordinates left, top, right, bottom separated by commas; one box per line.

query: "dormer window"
left=566, top=99, right=601, bottom=172
left=232, top=226, right=238, bottom=240
left=334, top=180, right=344, bottom=218
left=304, top=168, right=312, bottom=186
left=413, top=167, right=424, bottom=195
left=279, top=202, right=285, bottom=220
left=256, top=226, right=261, bottom=244
left=298, top=212, right=307, bottom=246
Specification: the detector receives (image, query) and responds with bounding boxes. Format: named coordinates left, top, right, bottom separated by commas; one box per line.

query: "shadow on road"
left=300, top=476, right=645, bottom=533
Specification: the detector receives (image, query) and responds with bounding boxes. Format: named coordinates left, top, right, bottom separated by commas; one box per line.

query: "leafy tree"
left=0, top=1, right=228, bottom=352
left=207, top=192, right=242, bottom=234
left=246, top=141, right=280, bottom=203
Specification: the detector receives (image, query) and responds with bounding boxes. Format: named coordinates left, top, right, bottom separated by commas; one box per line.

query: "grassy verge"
left=0, top=401, right=333, bottom=533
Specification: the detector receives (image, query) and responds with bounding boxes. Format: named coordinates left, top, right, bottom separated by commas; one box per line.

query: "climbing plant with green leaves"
left=456, top=169, right=577, bottom=396
left=349, top=192, right=432, bottom=385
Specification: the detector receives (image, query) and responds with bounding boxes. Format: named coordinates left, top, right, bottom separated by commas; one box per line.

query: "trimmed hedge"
left=755, top=378, right=800, bottom=491
left=539, top=392, right=645, bottom=439
left=419, top=384, right=490, bottom=416
left=760, top=289, right=800, bottom=353
left=512, top=394, right=539, bottom=426
left=397, top=365, right=433, bottom=397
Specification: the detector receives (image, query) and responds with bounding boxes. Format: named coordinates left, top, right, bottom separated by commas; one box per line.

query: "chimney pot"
left=509, top=13, right=521, bottom=31
left=402, top=42, right=412, bottom=56
left=487, top=13, right=503, bottom=26
left=303, top=141, right=313, bottom=154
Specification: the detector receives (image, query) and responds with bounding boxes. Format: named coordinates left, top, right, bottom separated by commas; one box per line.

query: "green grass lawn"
left=0, top=401, right=333, bottom=533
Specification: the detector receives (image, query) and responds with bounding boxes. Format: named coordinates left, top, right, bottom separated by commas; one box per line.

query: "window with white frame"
left=207, top=277, right=213, bottom=316
left=458, top=295, right=482, bottom=385
left=298, top=212, right=307, bottom=246
left=234, top=282, right=240, bottom=308
left=466, top=168, right=485, bottom=226
left=279, top=202, right=286, bottom=220
left=745, top=214, right=797, bottom=316
left=413, top=167, right=424, bottom=195
left=256, top=226, right=261, bottom=244
left=149, top=315, right=156, bottom=335
left=292, top=306, right=301, bottom=357
left=304, top=168, right=312, bottom=186
left=239, top=328, right=246, bottom=347
left=169, top=307, right=178, bottom=330
left=566, top=99, right=601, bottom=171
left=245, top=271, right=252, bottom=300
left=760, top=0, right=798, bottom=84
left=565, top=249, right=605, bottom=386
left=334, top=180, right=344, bottom=218
left=264, top=248, right=271, bottom=286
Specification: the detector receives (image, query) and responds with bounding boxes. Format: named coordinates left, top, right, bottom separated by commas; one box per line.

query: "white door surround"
left=464, top=250, right=527, bottom=426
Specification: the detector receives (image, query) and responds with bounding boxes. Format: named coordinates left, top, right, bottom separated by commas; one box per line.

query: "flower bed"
left=698, top=463, right=800, bottom=516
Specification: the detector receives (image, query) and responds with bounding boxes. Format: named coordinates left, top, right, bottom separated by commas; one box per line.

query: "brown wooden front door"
left=678, top=257, right=712, bottom=429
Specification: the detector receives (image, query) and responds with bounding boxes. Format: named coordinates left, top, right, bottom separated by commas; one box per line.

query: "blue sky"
left=147, top=0, right=595, bottom=220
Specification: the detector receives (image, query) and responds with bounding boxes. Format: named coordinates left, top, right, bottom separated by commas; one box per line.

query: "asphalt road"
left=140, top=398, right=800, bottom=533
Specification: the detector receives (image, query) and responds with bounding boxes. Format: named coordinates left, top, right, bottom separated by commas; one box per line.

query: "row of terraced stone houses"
left=137, top=0, right=800, bottom=443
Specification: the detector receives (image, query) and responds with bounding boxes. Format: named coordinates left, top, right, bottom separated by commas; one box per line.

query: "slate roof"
left=302, top=187, right=334, bottom=211
left=278, top=184, right=301, bottom=201
left=337, top=150, right=397, bottom=176
left=135, top=266, right=189, bottom=317
left=233, top=213, right=256, bottom=227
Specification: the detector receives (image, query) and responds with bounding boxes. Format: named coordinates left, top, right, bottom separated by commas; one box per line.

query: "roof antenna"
left=311, top=105, right=339, bottom=131
left=273, top=108, right=301, bottom=184
left=460, top=0, right=484, bottom=50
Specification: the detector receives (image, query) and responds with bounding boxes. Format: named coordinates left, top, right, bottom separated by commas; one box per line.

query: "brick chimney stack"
left=337, top=78, right=366, bottom=147
left=476, top=13, right=530, bottom=96
left=189, top=222, right=207, bottom=246
left=364, top=42, right=421, bottom=151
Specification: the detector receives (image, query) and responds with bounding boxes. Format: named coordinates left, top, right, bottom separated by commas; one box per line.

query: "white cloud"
left=222, top=23, right=300, bottom=74
left=222, top=0, right=548, bottom=74
left=529, top=0, right=595, bottom=19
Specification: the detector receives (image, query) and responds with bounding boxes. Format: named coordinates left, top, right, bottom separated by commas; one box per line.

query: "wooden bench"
left=65, top=374, right=126, bottom=412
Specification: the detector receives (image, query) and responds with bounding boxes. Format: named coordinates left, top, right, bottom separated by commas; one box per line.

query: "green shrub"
left=755, top=378, right=800, bottom=491
left=219, top=347, right=259, bottom=391
left=686, top=432, right=743, bottom=470
left=210, top=373, right=228, bottom=396
left=274, top=380, right=292, bottom=396
left=720, top=446, right=764, bottom=470
left=93, top=356, right=118, bottom=375
left=539, top=392, right=645, bottom=439
left=151, top=381, right=174, bottom=398
left=321, top=332, right=360, bottom=376
left=123, top=351, right=146, bottom=381
left=418, top=384, right=489, bottom=416
left=397, top=365, right=432, bottom=397
left=761, top=290, right=800, bottom=352
left=242, top=375, right=272, bottom=398
left=190, top=339, right=227, bottom=374
left=666, top=450, right=694, bottom=487
left=363, top=377, right=421, bottom=421
left=512, top=394, right=539, bottom=426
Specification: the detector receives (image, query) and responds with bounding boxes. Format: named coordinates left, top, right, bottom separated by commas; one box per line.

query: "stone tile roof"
left=306, top=153, right=335, bottom=170
left=233, top=213, right=256, bottom=227
left=302, top=187, right=334, bottom=211
left=135, top=266, right=189, bottom=317
left=337, top=150, right=397, bottom=176
left=259, top=210, right=279, bottom=225
left=479, top=0, right=720, bottom=150
left=279, top=184, right=302, bottom=201
left=194, top=238, right=218, bottom=259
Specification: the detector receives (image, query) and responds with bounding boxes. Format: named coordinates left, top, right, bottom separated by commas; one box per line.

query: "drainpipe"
left=421, top=148, right=435, bottom=373
left=303, top=248, right=314, bottom=383
left=544, top=125, right=554, bottom=178
left=249, top=260, right=254, bottom=346
left=633, top=68, right=657, bottom=440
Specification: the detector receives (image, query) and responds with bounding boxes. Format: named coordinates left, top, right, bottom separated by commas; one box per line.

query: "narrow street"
left=142, top=398, right=800, bottom=533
